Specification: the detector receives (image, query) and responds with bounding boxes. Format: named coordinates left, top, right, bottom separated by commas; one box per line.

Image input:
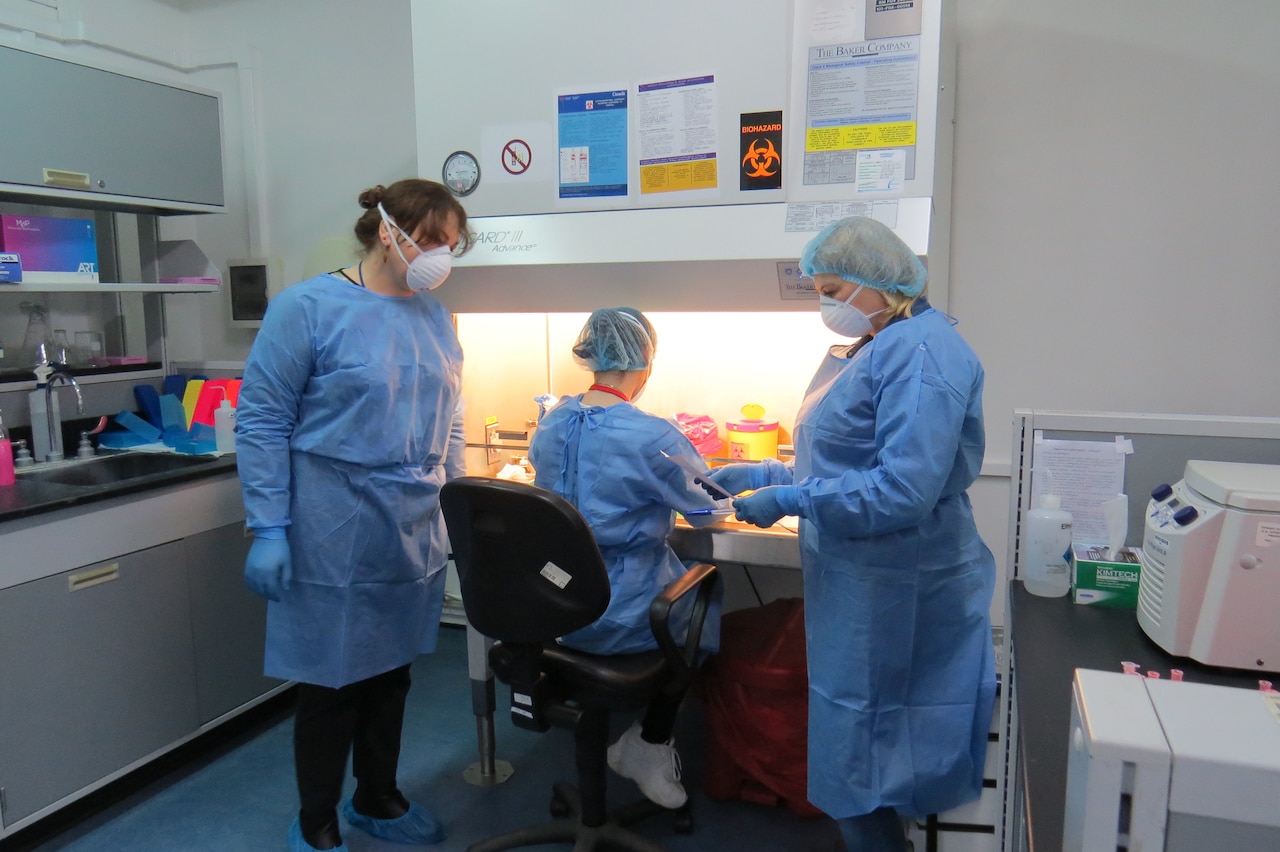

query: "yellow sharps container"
left=725, top=404, right=779, bottom=461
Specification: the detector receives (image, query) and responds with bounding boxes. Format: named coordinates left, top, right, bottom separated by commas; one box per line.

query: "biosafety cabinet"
left=413, top=4, right=1000, bottom=849
left=409, top=0, right=960, bottom=483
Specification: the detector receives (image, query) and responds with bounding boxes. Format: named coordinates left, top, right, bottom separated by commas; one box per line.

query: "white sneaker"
left=606, top=722, right=688, bottom=809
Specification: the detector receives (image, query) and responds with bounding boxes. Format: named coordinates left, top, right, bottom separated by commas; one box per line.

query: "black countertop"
left=1008, top=581, right=1278, bottom=852
left=0, top=452, right=239, bottom=524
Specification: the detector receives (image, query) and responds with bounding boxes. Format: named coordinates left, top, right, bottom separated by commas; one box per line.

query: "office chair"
left=440, top=476, right=720, bottom=852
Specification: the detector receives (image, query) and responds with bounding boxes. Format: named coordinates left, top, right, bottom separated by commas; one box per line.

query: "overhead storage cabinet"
left=0, top=45, right=224, bottom=212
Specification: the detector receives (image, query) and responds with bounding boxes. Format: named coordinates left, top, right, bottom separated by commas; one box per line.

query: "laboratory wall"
left=949, top=0, right=1280, bottom=458
left=154, top=0, right=421, bottom=367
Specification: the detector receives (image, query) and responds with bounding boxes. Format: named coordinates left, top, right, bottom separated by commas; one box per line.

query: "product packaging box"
left=1071, top=545, right=1142, bottom=608
left=0, top=252, right=20, bottom=283
left=0, top=215, right=98, bottom=281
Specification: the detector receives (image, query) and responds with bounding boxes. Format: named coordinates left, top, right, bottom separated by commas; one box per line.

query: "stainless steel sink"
left=15, top=452, right=218, bottom=488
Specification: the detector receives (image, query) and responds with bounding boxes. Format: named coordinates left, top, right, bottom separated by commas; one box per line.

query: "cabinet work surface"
left=0, top=454, right=242, bottom=591
left=1008, top=583, right=1278, bottom=852
left=0, top=452, right=238, bottom=524
left=669, top=519, right=802, bottom=570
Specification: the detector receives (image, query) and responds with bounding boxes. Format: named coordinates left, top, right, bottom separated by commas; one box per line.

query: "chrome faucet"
left=45, top=370, right=85, bottom=462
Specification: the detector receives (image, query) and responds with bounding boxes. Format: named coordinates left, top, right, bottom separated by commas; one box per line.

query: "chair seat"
left=490, top=643, right=671, bottom=712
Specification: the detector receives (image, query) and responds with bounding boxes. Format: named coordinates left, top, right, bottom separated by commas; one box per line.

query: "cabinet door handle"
left=43, top=167, right=92, bottom=189
left=68, top=563, right=120, bottom=591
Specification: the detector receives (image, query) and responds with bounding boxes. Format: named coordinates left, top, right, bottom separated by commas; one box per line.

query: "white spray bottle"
left=1023, top=468, right=1074, bottom=597
left=214, top=389, right=237, bottom=454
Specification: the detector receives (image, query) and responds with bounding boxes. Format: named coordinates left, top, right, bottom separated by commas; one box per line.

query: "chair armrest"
left=648, top=562, right=720, bottom=686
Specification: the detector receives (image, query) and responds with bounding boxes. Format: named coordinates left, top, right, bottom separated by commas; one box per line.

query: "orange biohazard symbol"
left=742, top=138, right=780, bottom=178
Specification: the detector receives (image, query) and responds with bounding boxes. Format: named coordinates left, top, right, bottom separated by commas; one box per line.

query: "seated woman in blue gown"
left=528, top=306, right=723, bottom=810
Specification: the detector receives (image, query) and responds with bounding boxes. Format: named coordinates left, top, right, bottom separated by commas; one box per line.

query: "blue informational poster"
left=557, top=89, right=628, bottom=199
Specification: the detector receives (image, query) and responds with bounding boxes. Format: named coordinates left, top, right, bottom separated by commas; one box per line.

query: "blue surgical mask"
left=378, top=203, right=452, bottom=291
left=820, top=285, right=884, bottom=338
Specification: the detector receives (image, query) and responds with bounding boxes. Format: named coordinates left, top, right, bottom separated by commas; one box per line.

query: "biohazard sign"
left=740, top=110, right=783, bottom=191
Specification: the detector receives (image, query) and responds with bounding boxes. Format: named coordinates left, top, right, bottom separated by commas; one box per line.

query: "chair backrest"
left=441, top=476, right=612, bottom=644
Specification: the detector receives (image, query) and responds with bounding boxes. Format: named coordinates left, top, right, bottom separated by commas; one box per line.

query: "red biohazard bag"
left=698, top=597, right=822, bottom=818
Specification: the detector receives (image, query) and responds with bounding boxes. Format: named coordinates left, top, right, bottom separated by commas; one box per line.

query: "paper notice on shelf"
left=1031, top=434, right=1130, bottom=544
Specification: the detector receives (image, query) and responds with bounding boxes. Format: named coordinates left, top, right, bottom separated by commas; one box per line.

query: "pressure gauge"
left=442, top=150, right=480, bottom=197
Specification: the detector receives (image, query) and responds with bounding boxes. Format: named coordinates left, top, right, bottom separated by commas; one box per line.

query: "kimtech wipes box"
left=1071, top=545, right=1143, bottom=608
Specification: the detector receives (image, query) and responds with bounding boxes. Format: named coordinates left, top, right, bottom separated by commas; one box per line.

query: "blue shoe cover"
left=288, top=818, right=349, bottom=852
left=341, top=798, right=445, bottom=845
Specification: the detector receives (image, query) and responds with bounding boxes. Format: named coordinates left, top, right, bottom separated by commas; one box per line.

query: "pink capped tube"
left=1146, top=671, right=1160, bottom=679
left=1261, top=680, right=1274, bottom=694
left=1170, top=669, right=1183, bottom=682
left=1121, top=661, right=1139, bottom=675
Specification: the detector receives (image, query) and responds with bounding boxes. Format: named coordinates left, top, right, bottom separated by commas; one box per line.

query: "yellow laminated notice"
left=805, top=121, right=918, bottom=152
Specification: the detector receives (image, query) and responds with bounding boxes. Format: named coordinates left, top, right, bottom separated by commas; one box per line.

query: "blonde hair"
left=881, top=288, right=920, bottom=321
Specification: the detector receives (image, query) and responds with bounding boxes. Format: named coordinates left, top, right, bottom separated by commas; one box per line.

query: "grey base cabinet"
left=187, top=523, right=282, bottom=724
left=0, top=523, right=282, bottom=830
left=0, top=541, right=199, bottom=825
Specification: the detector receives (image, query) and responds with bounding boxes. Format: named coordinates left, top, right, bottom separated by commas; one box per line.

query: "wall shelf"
left=1, top=282, right=219, bottom=294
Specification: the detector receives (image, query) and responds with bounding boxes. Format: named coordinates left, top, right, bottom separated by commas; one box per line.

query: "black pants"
left=639, top=685, right=685, bottom=744
left=294, top=664, right=413, bottom=831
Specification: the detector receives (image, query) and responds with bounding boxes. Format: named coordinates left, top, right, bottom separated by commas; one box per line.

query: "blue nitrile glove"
left=733, top=486, right=798, bottom=528
left=244, top=527, right=291, bottom=601
left=698, top=463, right=764, bottom=498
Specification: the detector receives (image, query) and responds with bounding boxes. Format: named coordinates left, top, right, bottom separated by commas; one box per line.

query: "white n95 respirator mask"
left=820, top=285, right=884, bottom=338
left=378, top=203, right=453, bottom=291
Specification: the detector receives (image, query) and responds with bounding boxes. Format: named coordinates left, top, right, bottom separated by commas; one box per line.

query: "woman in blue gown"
left=706, top=217, right=997, bottom=851
left=237, top=178, right=469, bottom=852
left=529, top=307, right=723, bottom=811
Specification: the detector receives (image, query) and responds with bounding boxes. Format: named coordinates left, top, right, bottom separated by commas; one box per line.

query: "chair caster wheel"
left=549, top=792, right=571, bottom=818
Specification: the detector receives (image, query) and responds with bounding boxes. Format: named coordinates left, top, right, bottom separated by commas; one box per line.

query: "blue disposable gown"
left=237, top=274, right=465, bottom=689
left=529, top=397, right=722, bottom=656
left=761, top=302, right=996, bottom=819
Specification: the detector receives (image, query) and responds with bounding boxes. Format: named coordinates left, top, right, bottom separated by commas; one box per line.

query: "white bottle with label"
left=1024, top=493, right=1074, bottom=597
left=214, top=399, right=237, bottom=454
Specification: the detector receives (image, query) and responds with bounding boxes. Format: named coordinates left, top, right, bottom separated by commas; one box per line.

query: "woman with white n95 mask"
left=703, top=216, right=996, bottom=852
left=237, top=178, right=471, bottom=852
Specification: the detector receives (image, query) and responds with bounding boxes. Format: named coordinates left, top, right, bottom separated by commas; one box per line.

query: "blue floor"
left=2, top=626, right=840, bottom=851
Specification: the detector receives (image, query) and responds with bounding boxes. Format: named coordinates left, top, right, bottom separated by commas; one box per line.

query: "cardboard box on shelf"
left=0, top=214, right=98, bottom=281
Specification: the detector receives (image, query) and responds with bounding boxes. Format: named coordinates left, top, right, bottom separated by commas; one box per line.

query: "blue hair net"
left=572, top=307, right=655, bottom=372
left=799, top=216, right=927, bottom=296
